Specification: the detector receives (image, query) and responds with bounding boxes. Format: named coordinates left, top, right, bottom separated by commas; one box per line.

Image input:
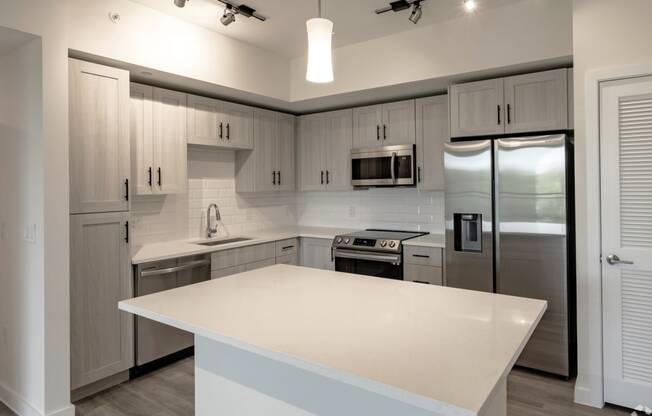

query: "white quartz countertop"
left=403, top=233, right=445, bottom=248
left=119, top=265, right=546, bottom=415
left=131, top=226, right=356, bottom=264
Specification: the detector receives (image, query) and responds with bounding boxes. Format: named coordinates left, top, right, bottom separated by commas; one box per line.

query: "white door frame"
left=576, top=64, right=652, bottom=408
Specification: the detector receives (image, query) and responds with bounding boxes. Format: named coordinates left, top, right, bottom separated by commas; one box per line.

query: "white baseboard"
left=0, top=381, right=75, bottom=416
left=0, top=381, right=43, bottom=416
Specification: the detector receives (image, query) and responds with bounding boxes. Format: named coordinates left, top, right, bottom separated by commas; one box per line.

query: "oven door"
left=352, top=145, right=415, bottom=187
left=333, top=249, right=403, bottom=279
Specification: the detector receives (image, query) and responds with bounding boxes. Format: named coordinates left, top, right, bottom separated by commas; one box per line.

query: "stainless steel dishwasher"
left=134, top=254, right=210, bottom=367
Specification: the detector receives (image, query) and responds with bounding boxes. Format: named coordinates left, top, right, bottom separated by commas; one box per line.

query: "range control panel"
left=332, top=235, right=400, bottom=253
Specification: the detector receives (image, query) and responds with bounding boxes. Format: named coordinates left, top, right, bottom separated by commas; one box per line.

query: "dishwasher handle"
left=140, top=259, right=210, bottom=278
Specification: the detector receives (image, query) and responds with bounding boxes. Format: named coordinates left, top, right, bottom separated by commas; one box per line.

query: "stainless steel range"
left=332, top=229, right=428, bottom=279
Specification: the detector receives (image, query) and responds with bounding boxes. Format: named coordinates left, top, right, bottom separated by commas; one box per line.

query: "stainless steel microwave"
left=351, top=144, right=416, bottom=187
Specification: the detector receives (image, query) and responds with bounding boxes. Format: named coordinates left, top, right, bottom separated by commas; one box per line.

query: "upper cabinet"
left=235, top=109, right=296, bottom=193
left=186, top=94, right=254, bottom=149
left=69, top=59, right=130, bottom=214
left=130, top=83, right=187, bottom=196
left=353, top=99, right=415, bottom=148
left=449, top=68, right=570, bottom=138
left=416, top=95, right=448, bottom=191
left=298, top=109, right=353, bottom=192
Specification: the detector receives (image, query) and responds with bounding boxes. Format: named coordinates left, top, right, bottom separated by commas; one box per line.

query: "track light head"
left=221, top=9, right=236, bottom=26
left=173, top=0, right=188, bottom=8
left=409, top=2, right=423, bottom=24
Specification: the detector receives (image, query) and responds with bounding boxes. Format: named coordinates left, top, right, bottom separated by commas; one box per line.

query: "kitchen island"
left=119, top=265, right=546, bottom=416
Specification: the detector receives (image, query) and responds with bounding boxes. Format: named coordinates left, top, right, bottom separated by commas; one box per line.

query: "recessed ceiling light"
left=463, top=0, right=478, bottom=13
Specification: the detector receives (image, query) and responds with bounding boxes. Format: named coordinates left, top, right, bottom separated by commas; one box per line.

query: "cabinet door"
left=70, top=212, right=133, bottom=389
left=222, top=101, right=254, bottom=149
left=69, top=59, right=130, bottom=214
left=130, top=83, right=154, bottom=195
left=300, top=238, right=334, bottom=270
left=186, top=94, right=223, bottom=146
left=352, top=104, right=383, bottom=148
left=504, top=69, right=568, bottom=133
left=382, top=99, right=416, bottom=145
left=153, top=88, right=187, bottom=194
left=449, top=78, right=505, bottom=138
left=416, top=95, right=448, bottom=191
left=253, top=109, right=278, bottom=192
left=324, top=109, right=353, bottom=191
left=404, top=264, right=443, bottom=286
left=277, top=113, right=296, bottom=191
left=297, top=114, right=326, bottom=191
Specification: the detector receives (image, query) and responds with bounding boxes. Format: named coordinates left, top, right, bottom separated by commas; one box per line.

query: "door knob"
left=606, top=254, right=634, bottom=265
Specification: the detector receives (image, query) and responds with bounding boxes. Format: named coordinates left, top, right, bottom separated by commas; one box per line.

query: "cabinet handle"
left=412, top=254, right=430, bottom=258
left=277, top=171, right=281, bottom=186
left=497, top=105, right=501, bottom=125
left=125, top=221, right=129, bottom=243
left=377, top=125, right=380, bottom=140
left=417, top=166, right=421, bottom=183
left=272, top=171, right=276, bottom=185
left=383, top=124, right=387, bottom=140
left=219, top=122, right=223, bottom=139
left=326, top=170, right=330, bottom=184
left=226, top=123, right=230, bottom=140
left=321, top=170, right=324, bottom=185
left=124, top=179, right=129, bottom=201
left=507, top=104, right=511, bottom=124
left=413, top=280, right=430, bottom=285
left=282, top=245, right=295, bottom=250
left=157, top=167, right=162, bottom=187
left=148, top=167, right=152, bottom=187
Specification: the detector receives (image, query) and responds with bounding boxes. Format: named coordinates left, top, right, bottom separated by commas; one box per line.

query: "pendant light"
left=306, top=0, right=334, bottom=83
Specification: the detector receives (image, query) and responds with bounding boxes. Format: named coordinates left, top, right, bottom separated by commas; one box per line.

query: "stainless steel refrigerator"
left=444, top=134, right=576, bottom=377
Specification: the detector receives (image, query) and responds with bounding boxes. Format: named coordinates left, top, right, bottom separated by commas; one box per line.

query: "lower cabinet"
left=70, top=212, right=133, bottom=391
left=210, top=242, right=277, bottom=279
left=300, top=237, right=334, bottom=270
left=403, top=245, right=443, bottom=285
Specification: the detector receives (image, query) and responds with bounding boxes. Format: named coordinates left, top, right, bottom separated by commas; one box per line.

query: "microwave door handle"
left=390, top=152, right=396, bottom=184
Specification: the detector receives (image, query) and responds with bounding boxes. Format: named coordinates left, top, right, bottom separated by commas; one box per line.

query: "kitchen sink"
left=195, top=237, right=253, bottom=247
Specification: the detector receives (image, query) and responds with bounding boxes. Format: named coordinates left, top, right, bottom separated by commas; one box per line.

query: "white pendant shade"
left=306, top=17, right=334, bottom=83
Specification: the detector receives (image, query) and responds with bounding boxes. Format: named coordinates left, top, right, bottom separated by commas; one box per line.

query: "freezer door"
left=444, top=140, right=494, bottom=292
left=495, top=135, right=569, bottom=376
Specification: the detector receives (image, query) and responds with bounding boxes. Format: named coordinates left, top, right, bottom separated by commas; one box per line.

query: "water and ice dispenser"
left=453, top=214, right=482, bottom=253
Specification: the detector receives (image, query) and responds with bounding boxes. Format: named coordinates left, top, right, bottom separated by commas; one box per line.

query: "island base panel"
left=194, top=335, right=479, bottom=416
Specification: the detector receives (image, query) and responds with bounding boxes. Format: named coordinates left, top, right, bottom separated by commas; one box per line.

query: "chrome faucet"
left=206, top=203, right=221, bottom=238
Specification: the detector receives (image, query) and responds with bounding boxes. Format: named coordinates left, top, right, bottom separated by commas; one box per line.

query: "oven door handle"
left=390, top=152, right=396, bottom=184
left=333, top=249, right=401, bottom=265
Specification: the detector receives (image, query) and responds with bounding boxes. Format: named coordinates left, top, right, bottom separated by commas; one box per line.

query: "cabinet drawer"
left=245, top=258, right=276, bottom=271
left=404, top=246, right=442, bottom=267
left=211, top=265, right=246, bottom=279
left=211, top=242, right=275, bottom=270
left=276, top=238, right=299, bottom=257
left=276, top=253, right=299, bottom=266
left=404, top=264, right=443, bottom=286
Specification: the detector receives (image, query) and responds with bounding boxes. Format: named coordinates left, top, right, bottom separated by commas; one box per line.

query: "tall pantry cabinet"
left=68, top=59, right=133, bottom=395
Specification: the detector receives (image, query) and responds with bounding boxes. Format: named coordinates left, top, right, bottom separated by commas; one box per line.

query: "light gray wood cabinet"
left=130, top=83, right=187, bottom=195
left=235, top=109, right=296, bottom=193
left=276, top=253, right=299, bottom=265
left=211, top=242, right=276, bottom=270
left=276, top=238, right=299, bottom=257
left=403, top=245, right=443, bottom=286
left=449, top=78, right=505, bottom=138
left=70, top=212, right=133, bottom=390
left=450, top=69, right=571, bottom=138
left=504, top=69, right=568, bottom=133
left=69, top=59, right=130, bottom=214
left=300, top=237, right=334, bottom=270
left=297, top=109, right=353, bottom=192
left=353, top=100, right=415, bottom=148
left=416, top=95, right=448, bottom=191
left=186, top=94, right=253, bottom=150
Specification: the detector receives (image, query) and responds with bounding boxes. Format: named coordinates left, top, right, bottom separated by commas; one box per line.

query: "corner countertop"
left=131, top=226, right=356, bottom=265
left=119, top=264, right=546, bottom=415
left=403, top=233, right=445, bottom=248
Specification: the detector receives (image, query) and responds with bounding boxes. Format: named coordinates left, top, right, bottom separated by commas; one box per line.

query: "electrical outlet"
left=23, top=224, right=37, bottom=244
left=348, top=206, right=356, bottom=218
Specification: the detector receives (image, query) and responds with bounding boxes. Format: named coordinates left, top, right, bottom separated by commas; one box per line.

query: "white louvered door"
left=601, top=76, right=652, bottom=410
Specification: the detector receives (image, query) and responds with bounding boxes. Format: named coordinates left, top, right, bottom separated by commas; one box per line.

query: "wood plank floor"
left=0, top=358, right=633, bottom=416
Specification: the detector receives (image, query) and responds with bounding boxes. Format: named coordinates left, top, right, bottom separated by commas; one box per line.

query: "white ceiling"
left=130, top=0, right=527, bottom=58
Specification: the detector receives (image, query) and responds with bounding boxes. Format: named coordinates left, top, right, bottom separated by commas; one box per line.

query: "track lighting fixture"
left=463, top=0, right=478, bottom=12
left=375, top=0, right=426, bottom=24
left=173, top=0, right=187, bottom=7
left=220, top=7, right=236, bottom=26
left=173, top=0, right=266, bottom=25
